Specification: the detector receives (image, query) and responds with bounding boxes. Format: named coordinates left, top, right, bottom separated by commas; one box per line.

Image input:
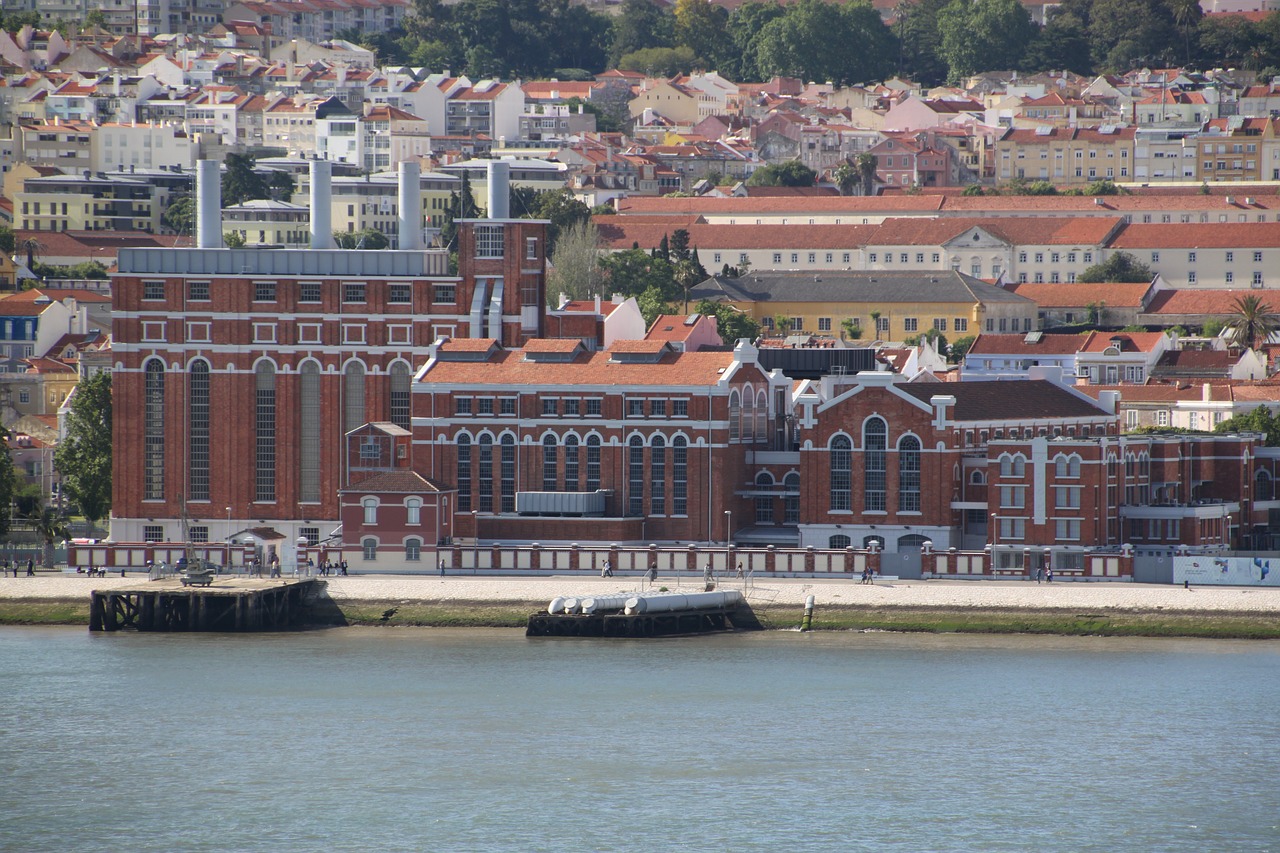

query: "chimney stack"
left=487, top=158, right=510, bottom=219
left=196, top=158, right=222, bottom=249
left=309, top=159, right=333, bottom=249
left=398, top=160, right=422, bottom=250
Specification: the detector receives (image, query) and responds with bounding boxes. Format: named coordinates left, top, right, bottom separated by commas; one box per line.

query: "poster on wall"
left=1173, top=556, right=1280, bottom=587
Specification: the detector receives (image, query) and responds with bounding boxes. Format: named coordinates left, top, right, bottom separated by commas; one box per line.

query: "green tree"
left=53, top=372, right=112, bottom=525
left=637, top=284, right=678, bottom=326
left=841, top=317, right=864, bottom=340
left=674, top=0, right=730, bottom=69
left=161, top=197, right=196, bottom=236
left=521, top=187, right=591, bottom=253
left=0, top=427, right=16, bottom=539
left=894, top=0, right=951, bottom=85
left=599, top=248, right=678, bottom=300
left=773, top=314, right=793, bottom=335
left=0, top=225, right=15, bottom=256
left=1203, top=319, right=1226, bottom=338
left=950, top=334, right=976, bottom=361
left=1227, top=294, right=1277, bottom=349
left=619, top=45, right=701, bottom=75
left=696, top=298, right=761, bottom=344
left=333, top=229, right=390, bottom=249
left=268, top=170, right=297, bottom=201
left=937, top=0, right=1034, bottom=81
left=1215, top=405, right=1280, bottom=445
left=547, top=219, right=603, bottom=301
left=726, top=0, right=787, bottom=80
left=221, top=153, right=269, bottom=206
left=439, top=171, right=480, bottom=250
left=752, top=0, right=897, bottom=86
left=223, top=231, right=246, bottom=249
left=834, top=162, right=859, bottom=196
left=1078, top=251, right=1153, bottom=283
left=748, top=160, right=817, bottom=187
left=611, top=0, right=675, bottom=65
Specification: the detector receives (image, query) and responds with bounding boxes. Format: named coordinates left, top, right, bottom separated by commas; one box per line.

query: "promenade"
left=4, top=573, right=1280, bottom=615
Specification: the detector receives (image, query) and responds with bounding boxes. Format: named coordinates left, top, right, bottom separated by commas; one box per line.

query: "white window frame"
left=298, top=323, right=322, bottom=344
left=253, top=323, right=278, bottom=344
left=186, top=322, right=211, bottom=343
left=142, top=321, right=166, bottom=342
left=343, top=324, right=367, bottom=345
left=387, top=324, right=411, bottom=345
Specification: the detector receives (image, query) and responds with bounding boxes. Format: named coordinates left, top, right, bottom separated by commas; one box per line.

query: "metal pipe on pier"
left=580, top=594, right=632, bottom=615
left=624, top=590, right=743, bottom=616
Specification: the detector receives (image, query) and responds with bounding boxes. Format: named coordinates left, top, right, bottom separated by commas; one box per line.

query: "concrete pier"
left=88, top=579, right=319, bottom=632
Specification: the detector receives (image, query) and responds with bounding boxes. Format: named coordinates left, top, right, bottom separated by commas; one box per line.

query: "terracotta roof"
left=521, top=338, right=584, bottom=353
left=342, top=470, right=444, bottom=494
left=0, top=299, right=58, bottom=317
left=692, top=270, right=1033, bottom=306
left=966, top=333, right=1087, bottom=356
left=646, top=314, right=706, bottom=343
left=608, top=339, right=671, bottom=354
left=614, top=195, right=947, bottom=215
left=864, top=216, right=1121, bottom=247
left=897, top=380, right=1109, bottom=421
left=1108, top=222, right=1280, bottom=249
left=23, top=356, right=76, bottom=373
left=420, top=347, right=736, bottom=387
left=1006, top=281, right=1150, bottom=308
left=1078, top=331, right=1168, bottom=353
left=439, top=337, right=499, bottom=352
left=1153, top=349, right=1239, bottom=371
left=1144, top=288, right=1270, bottom=316
left=1077, top=383, right=1234, bottom=403
left=595, top=219, right=878, bottom=251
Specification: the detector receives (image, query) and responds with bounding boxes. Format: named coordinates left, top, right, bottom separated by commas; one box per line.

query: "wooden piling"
left=87, top=580, right=320, bottom=632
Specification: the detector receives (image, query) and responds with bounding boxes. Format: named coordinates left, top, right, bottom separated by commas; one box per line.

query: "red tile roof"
left=1144, top=289, right=1269, bottom=316
left=1108, top=222, right=1280, bottom=249
left=967, top=333, right=1087, bottom=356
left=421, top=347, right=736, bottom=387
left=1078, top=331, right=1168, bottom=353
left=1006, top=281, right=1150, bottom=308
left=865, top=216, right=1122, bottom=247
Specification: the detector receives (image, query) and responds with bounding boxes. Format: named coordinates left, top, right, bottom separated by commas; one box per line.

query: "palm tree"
left=856, top=153, right=877, bottom=196
left=1228, top=295, right=1277, bottom=349
left=31, top=506, right=69, bottom=569
left=20, top=237, right=42, bottom=282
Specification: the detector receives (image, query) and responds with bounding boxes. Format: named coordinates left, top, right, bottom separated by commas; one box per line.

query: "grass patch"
left=334, top=601, right=537, bottom=628
left=0, top=600, right=92, bottom=625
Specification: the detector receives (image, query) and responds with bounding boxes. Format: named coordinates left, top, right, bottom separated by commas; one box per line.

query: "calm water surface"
left=0, top=627, right=1276, bottom=852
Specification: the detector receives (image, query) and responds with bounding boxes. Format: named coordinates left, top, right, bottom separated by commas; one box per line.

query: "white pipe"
left=486, top=159, right=510, bottom=219
left=624, top=590, right=743, bottom=615
left=580, top=594, right=631, bottom=615
left=398, top=160, right=421, bottom=249
left=562, top=597, right=581, bottom=614
left=196, top=159, right=221, bottom=248
left=547, top=596, right=566, bottom=615
left=309, top=159, right=333, bottom=249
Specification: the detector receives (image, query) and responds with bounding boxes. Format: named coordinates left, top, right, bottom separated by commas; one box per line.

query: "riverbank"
left=3, top=574, right=1280, bottom=637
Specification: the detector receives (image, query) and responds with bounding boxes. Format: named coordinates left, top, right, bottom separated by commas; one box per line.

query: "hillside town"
left=5, top=0, right=1280, bottom=580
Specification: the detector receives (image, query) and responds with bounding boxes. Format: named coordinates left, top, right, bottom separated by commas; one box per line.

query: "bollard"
left=801, top=594, right=815, bottom=632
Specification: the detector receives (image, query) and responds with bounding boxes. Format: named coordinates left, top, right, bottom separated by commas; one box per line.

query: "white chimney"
left=487, top=159, right=510, bottom=219
left=309, top=159, right=333, bottom=249
left=398, top=160, right=422, bottom=250
left=196, top=159, right=222, bottom=249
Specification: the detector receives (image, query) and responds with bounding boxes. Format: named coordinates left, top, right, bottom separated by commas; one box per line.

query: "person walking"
left=26, top=558, right=34, bottom=577
left=601, top=559, right=613, bottom=578
left=648, top=562, right=657, bottom=585
left=439, top=558, right=446, bottom=578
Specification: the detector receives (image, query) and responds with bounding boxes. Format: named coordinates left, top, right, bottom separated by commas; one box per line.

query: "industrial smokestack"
left=487, top=159, right=510, bottom=220
left=398, top=160, right=421, bottom=250
left=196, top=159, right=222, bottom=249
left=310, top=159, right=333, bottom=249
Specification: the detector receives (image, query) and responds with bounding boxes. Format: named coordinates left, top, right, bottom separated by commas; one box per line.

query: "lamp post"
left=724, top=510, right=732, bottom=578
left=991, top=512, right=999, bottom=546
left=225, top=506, right=232, bottom=569
left=472, top=510, right=479, bottom=574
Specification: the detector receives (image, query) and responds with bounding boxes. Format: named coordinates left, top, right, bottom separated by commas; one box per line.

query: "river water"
left=1, top=627, right=1276, bottom=852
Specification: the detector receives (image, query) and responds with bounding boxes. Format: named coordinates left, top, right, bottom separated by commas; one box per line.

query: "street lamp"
left=724, top=510, right=732, bottom=578
left=991, top=512, right=999, bottom=546
left=225, top=506, right=232, bottom=568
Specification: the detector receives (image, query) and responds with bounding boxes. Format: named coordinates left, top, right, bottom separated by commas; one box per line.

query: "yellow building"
left=689, top=270, right=1038, bottom=341
left=222, top=200, right=311, bottom=247
left=996, top=125, right=1136, bottom=186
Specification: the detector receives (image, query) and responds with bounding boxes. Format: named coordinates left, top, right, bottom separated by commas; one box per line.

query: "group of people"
left=859, top=567, right=876, bottom=584
left=4, top=558, right=35, bottom=577
left=296, top=556, right=346, bottom=577
left=1035, top=566, right=1055, bottom=583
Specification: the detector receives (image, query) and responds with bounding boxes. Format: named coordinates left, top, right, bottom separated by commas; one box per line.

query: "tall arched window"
left=755, top=471, right=774, bottom=523
left=1257, top=469, right=1274, bottom=501
left=741, top=389, right=754, bottom=443
left=564, top=435, right=579, bottom=491
left=406, top=498, right=421, bottom=525
left=898, top=435, right=921, bottom=512
left=864, top=417, right=887, bottom=512
left=255, top=361, right=276, bottom=502
left=344, top=361, right=366, bottom=432
left=756, top=390, right=768, bottom=445
left=188, top=359, right=210, bottom=501
left=650, top=435, right=666, bottom=515
left=542, top=434, right=558, bottom=491
left=829, top=535, right=851, bottom=549
left=784, top=472, right=800, bottom=523
left=456, top=433, right=472, bottom=511
left=830, top=435, right=852, bottom=511
left=362, top=497, right=378, bottom=524
left=586, top=435, right=601, bottom=491
left=628, top=435, right=644, bottom=515
left=477, top=434, right=493, bottom=512
left=672, top=436, right=688, bottom=515
left=144, top=358, right=165, bottom=500
left=299, top=361, right=321, bottom=502
left=1055, top=454, right=1081, bottom=478
left=728, top=389, right=741, bottom=442
left=500, top=434, right=515, bottom=512
left=389, top=362, right=411, bottom=430
left=405, top=538, right=421, bottom=562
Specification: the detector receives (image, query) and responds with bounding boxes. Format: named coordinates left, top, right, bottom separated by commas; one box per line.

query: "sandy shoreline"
left=3, top=573, right=1280, bottom=615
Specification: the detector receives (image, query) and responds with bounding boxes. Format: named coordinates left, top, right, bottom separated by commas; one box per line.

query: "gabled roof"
left=341, top=470, right=444, bottom=494
left=1108, top=222, right=1280, bottom=249
left=1078, top=331, right=1168, bottom=353
left=1144, top=289, right=1263, bottom=316
left=896, top=380, right=1109, bottom=421
left=420, top=346, right=738, bottom=387
left=1006, top=281, right=1150, bottom=308
left=966, top=333, right=1087, bottom=356
left=691, top=270, right=1034, bottom=306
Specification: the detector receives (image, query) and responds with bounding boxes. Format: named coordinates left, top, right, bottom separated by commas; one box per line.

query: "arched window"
left=564, top=435, right=579, bottom=491
left=970, top=470, right=987, bottom=485
left=542, top=434, right=558, bottom=491
left=144, top=358, right=165, bottom=500
left=389, top=362, right=411, bottom=429
left=829, top=535, right=851, bottom=549
left=344, top=361, right=366, bottom=432
left=742, top=388, right=755, bottom=443
left=500, top=434, right=515, bottom=512
left=999, top=454, right=1026, bottom=477
left=784, top=472, right=800, bottom=523
left=255, top=361, right=276, bottom=502
left=1139, top=452, right=1150, bottom=477
left=362, top=538, right=377, bottom=560
left=830, top=435, right=852, bottom=511
left=405, top=538, right=421, bottom=561
left=1125, top=452, right=1136, bottom=477
left=586, top=435, right=602, bottom=491
left=1257, top=469, right=1274, bottom=501
left=650, top=435, right=666, bottom=515
left=628, top=435, right=644, bottom=515
left=456, top=434, right=472, bottom=511
left=862, top=535, right=884, bottom=549
left=477, top=434, right=493, bottom=512
left=755, top=471, right=774, bottom=523
left=898, top=533, right=930, bottom=551
left=1055, top=454, right=1082, bottom=477
left=898, top=435, right=921, bottom=512
left=672, top=436, right=688, bottom=515
left=406, top=498, right=421, bottom=525
left=864, top=417, right=887, bottom=512
left=755, top=390, right=768, bottom=446
left=299, top=361, right=320, bottom=502
left=362, top=497, right=378, bottom=524
left=728, top=389, right=741, bottom=442
left=188, top=359, right=210, bottom=501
